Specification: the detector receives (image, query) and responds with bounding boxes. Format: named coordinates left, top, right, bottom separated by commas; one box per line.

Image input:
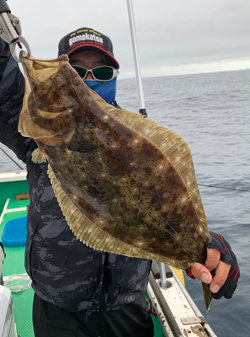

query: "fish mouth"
left=35, top=129, right=74, bottom=146
left=53, top=131, right=70, bottom=139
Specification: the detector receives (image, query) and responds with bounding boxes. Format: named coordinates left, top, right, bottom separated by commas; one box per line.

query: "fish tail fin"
left=32, top=148, right=47, bottom=164
left=202, top=282, right=213, bottom=312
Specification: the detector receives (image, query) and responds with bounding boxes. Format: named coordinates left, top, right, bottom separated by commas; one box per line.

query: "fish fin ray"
left=32, top=148, right=47, bottom=163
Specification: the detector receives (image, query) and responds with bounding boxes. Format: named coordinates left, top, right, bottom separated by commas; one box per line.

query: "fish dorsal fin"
left=47, top=164, right=183, bottom=267
left=104, top=105, right=207, bottom=229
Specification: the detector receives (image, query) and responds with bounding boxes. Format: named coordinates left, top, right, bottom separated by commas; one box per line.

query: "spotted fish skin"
left=19, top=54, right=212, bottom=310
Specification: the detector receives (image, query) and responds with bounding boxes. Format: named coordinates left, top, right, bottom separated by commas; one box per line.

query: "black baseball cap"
left=58, top=27, right=119, bottom=69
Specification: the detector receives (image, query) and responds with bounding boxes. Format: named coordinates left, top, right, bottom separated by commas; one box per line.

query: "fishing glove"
left=186, top=231, right=240, bottom=299
left=207, top=231, right=240, bottom=299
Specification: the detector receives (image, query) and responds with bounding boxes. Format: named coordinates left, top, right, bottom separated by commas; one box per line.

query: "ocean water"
left=1, top=69, right=250, bottom=336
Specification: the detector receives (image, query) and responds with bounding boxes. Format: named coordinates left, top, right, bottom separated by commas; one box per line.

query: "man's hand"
left=188, top=232, right=240, bottom=299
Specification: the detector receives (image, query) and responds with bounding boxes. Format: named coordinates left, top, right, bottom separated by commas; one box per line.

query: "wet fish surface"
left=18, top=54, right=212, bottom=310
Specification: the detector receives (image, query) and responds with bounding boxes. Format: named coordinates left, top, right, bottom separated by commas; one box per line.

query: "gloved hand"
left=0, top=36, right=10, bottom=64
left=186, top=231, right=240, bottom=300
left=0, top=37, right=12, bottom=79
left=207, top=231, right=240, bottom=299
left=0, top=36, right=8, bottom=52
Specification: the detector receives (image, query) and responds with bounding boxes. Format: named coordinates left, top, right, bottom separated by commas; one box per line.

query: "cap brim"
left=67, top=43, right=119, bottom=69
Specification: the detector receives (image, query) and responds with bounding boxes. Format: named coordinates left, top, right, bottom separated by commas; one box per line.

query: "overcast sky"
left=8, top=0, right=250, bottom=78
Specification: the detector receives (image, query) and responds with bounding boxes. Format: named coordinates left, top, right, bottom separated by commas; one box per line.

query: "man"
left=0, top=27, right=239, bottom=337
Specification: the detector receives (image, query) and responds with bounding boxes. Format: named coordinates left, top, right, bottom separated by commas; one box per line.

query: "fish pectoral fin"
left=32, top=148, right=47, bottom=164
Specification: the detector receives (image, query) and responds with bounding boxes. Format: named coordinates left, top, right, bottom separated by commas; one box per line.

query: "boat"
left=0, top=169, right=217, bottom=337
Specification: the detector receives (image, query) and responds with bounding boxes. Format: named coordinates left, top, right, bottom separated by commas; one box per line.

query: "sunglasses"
left=72, top=65, right=118, bottom=82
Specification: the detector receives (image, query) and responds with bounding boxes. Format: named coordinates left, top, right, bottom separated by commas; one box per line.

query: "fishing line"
left=198, top=183, right=250, bottom=192
left=163, top=181, right=250, bottom=263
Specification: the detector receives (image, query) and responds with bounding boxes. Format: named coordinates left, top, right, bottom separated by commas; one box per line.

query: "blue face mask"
left=84, top=78, right=117, bottom=104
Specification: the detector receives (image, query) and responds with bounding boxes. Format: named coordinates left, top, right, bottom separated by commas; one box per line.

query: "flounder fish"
left=18, top=54, right=212, bottom=310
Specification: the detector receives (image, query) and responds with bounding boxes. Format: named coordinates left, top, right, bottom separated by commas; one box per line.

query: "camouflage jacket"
left=0, top=39, right=151, bottom=313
